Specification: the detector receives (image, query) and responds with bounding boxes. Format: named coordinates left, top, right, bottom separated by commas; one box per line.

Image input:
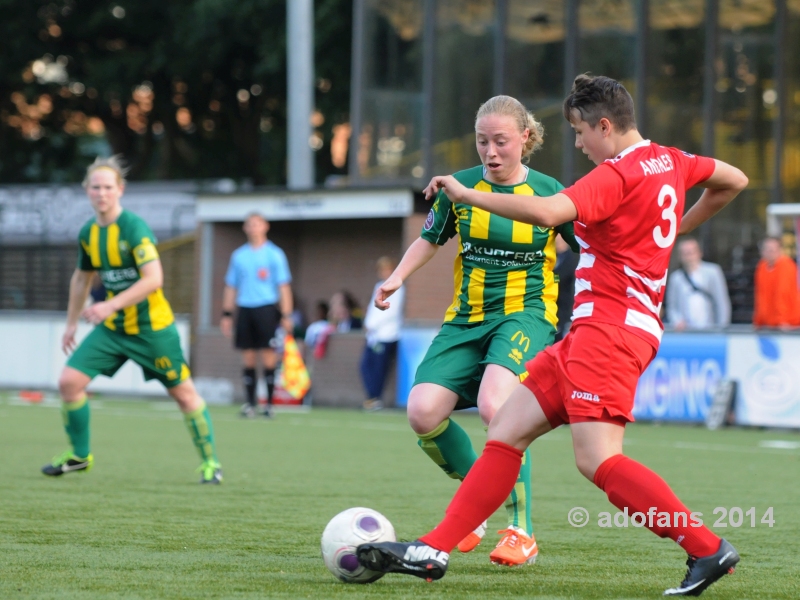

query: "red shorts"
left=522, top=322, right=657, bottom=428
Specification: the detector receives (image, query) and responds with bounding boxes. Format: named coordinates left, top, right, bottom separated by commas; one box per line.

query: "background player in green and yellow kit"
left=375, top=96, right=578, bottom=566
left=40, top=156, right=223, bottom=484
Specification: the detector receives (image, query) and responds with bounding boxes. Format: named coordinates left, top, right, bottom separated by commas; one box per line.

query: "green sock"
left=417, top=418, right=477, bottom=480
left=183, top=400, right=219, bottom=463
left=62, top=396, right=91, bottom=458
left=504, top=448, right=533, bottom=535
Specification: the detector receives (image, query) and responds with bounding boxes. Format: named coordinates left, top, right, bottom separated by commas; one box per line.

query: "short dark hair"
left=759, top=236, right=781, bottom=250
left=244, top=211, right=268, bottom=223
left=562, top=74, right=636, bottom=133
left=316, top=300, right=329, bottom=320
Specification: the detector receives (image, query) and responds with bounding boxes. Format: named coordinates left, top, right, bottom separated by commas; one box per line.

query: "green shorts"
left=67, top=324, right=190, bottom=388
left=413, top=312, right=555, bottom=409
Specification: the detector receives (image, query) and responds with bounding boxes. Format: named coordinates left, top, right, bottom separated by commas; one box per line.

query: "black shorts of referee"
left=234, top=304, right=281, bottom=349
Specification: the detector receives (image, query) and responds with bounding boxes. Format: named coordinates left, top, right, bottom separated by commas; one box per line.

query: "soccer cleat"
left=457, top=520, right=487, bottom=553
left=239, top=404, right=257, bottom=418
left=197, top=460, right=223, bottom=484
left=489, top=527, right=538, bottom=566
left=261, top=406, right=274, bottom=419
left=356, top=540, right=449, bottom=582
left=663, top=538, right=740, bottom=596
left=41, top=451, right=93, bottom=476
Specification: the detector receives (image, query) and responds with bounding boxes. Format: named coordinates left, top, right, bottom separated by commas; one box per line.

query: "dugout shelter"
left=191, top=186, right=458, bottom=406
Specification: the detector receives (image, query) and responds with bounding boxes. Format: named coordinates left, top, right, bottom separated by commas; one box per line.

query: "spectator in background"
left=304, top=301, right=331, bottom=349
left=554, top=234, right=579, bottom=341
left=753, top=237, right=800, bottom=328
left=329, top=290, right=363, bottom=332
left=220, top=212, right=293, bottom=418
left=361, top=257, right=405, bottom=411
left=666, top=238, right=731, bottom=330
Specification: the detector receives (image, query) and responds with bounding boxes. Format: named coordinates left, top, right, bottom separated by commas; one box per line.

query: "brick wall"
left=402, top=212, right=460, bottom=323
left=306, top=333, right=396, bottom=407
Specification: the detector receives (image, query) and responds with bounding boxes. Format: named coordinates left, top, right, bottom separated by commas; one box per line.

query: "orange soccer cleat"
left=456, top=520, right=487, bottom=553
left=489, top=527, right=538, bottom=566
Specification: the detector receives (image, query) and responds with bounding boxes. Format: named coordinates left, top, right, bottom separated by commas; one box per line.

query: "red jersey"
left=561, top=140, right=716, bottom=348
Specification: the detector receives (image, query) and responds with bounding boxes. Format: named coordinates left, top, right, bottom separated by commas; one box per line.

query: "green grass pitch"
left=0, top=395, right=798, bottom=599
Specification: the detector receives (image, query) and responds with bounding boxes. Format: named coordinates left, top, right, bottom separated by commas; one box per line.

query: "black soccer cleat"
left=663, top=538, right=740, bottom=596
left=41, top=451, right=94, bottom=476
left=356, top=541, right=449, bottom=582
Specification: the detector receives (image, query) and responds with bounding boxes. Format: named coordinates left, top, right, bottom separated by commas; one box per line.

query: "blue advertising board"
left=396, top=327, right=800, bottom=428
left=396, top=327, right=439, bottom=408
left=632, top=334, right=727, bottom=422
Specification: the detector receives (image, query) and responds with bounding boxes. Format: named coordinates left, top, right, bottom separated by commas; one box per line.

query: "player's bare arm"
left=374, top=237, right=438, bottom=310
left=81, top=260, right=163, bottom=325
left=678, top=160, right=749, bottom=235
left=424, top=175, right=577, bottom=228
left=62, top=268, right=94, bottom=353
left=279, top=282, right=294, bottom=331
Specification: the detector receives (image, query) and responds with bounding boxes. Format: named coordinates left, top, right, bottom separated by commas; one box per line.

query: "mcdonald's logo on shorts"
left=154, top=356, right=173, bottom=370
left=511, top=330, right=530, bottom=353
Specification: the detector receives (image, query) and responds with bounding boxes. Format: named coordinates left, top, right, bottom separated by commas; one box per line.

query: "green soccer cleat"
left=197, top=460, right=223, bottom=484
left=41, top=451, right=94, bottom=476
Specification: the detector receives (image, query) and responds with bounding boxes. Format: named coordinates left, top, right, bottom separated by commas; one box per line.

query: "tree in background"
left=0, top=0, right=352, bottom=185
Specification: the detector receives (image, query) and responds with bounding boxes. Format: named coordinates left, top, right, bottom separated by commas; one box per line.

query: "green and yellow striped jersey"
left=77, top=210, right=175, bottom=335
left=421, top=165, right=579, bottom=326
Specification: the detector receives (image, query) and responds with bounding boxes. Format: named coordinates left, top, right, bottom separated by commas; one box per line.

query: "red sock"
left=594, top=455, right=720, bottom=557
left=420, top=441, right=522, bottom=552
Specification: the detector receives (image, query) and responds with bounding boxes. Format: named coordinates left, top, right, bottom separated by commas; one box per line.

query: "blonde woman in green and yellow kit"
left=41, top=156, right=222, bottom=484
left=375, top=96, right=578, bottom=566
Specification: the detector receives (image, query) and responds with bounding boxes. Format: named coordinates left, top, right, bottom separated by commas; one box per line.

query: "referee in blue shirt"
left=221, top=213, right=293, bottom=417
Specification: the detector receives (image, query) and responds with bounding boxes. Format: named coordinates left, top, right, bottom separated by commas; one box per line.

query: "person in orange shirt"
left=753, top=237, right=800, bottom=328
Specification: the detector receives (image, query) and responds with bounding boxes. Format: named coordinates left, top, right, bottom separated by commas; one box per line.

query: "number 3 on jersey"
left=653, top=184, right=678, bottom=248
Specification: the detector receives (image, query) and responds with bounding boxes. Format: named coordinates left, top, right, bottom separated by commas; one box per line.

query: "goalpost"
left=766, top=203, right=800, bottom=237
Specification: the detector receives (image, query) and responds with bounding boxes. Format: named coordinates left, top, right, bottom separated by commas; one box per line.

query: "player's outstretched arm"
left=63, top=269, right=94, bottom=353
left=678, top=160, right=748, bottom=235
left=375, top=237, right=438, bottom=311
left=424, top=175, right=577, bottom=227
left=81, top=260, right=164, bottom=325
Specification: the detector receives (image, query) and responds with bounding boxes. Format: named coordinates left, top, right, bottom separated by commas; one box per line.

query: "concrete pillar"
left=287, top=0, right=315, bottom=189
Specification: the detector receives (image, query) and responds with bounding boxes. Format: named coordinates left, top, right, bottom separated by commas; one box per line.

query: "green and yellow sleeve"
left=420, top=192, right=458, bottom=246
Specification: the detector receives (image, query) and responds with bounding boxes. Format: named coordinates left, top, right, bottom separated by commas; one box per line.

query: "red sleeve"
left=561, top=164, right=625, bottom=224
left=674, top=150, right=716, bottom=189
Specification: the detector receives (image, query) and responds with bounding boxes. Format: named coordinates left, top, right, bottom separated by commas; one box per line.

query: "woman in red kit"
left=356, top=75, right=749, bottom=598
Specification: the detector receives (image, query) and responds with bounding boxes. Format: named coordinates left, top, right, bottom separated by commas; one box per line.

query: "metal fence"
left=0, top=235, right=195, bottom=314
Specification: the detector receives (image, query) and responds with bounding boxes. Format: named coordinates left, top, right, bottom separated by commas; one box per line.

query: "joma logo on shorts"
left=155, top=356, right=172, bottom=370
left=571, top=390, right=600, bottom=402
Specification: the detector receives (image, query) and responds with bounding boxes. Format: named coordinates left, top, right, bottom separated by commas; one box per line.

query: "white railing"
left=0, top=311, right=189, bottom=396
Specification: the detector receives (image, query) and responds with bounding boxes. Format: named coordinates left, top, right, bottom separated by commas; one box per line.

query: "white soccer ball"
left=321, top=507, right=396, bottom=583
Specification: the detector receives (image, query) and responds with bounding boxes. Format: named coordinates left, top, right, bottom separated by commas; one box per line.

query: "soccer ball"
left=320, top=507, right=396, bottom=583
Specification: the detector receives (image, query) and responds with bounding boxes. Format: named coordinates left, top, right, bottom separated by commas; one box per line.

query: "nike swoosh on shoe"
left=61, top=461, right=89, bottom=472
